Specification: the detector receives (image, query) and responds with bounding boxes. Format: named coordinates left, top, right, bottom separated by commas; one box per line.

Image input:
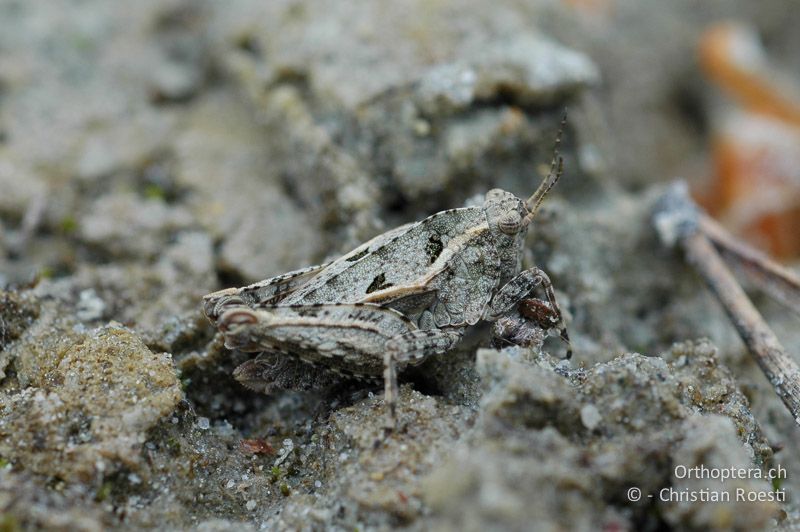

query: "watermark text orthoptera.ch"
left=626, top=465, right=788, bottom=503
left=674, top=464, right=786, bottom=482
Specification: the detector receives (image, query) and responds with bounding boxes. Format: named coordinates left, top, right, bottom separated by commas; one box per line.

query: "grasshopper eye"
left=498, top=211, right=522, bottom=234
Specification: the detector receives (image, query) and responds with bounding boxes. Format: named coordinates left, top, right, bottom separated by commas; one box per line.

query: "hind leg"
left=382, top=329, right=463, bottom=431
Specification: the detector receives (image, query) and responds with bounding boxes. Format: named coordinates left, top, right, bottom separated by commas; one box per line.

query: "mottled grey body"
left=203, top=121, right=570, bottom=429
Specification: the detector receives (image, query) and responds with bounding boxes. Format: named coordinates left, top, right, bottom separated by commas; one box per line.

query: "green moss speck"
left=143, top=184, right=166, bottom=201
left=166, top=436, right=181, bottom=455
left=95, top=481, right=113, bottom=502
left=58, top=216, right=78, bottom=234
left=0, top=513, right=21, bottom=532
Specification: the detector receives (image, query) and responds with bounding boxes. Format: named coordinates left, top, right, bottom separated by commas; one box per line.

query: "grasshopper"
left=203, top=120, right=571, bottom=429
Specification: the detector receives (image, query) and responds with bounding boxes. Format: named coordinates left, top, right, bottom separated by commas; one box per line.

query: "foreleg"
left=486, top=267, right=571, bottom=357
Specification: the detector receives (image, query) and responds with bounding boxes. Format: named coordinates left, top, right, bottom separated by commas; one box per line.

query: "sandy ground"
left=1, top=1, right=800, bottom=530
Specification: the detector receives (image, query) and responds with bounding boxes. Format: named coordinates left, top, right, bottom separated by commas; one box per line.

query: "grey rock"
left=79, top=193, right=194, bottom=259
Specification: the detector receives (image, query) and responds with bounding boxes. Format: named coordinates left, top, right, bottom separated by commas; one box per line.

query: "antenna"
left=523, top=109, right=567, bottom=226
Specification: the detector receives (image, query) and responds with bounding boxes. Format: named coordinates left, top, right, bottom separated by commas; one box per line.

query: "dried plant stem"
left=683, top=230, right=800, bottom=425
left=699, top=214, right=800, bottom=317
left=654, top=182, right=800, bottom=425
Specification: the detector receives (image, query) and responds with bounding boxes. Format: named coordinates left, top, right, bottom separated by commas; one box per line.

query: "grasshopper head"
left=484, top=189, right=527, bottom=235
left=486, top=113, right=567, bottom=233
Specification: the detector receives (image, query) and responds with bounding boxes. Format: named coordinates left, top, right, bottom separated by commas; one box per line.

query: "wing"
left=359, top=284, right=439, bottom=322
left=203, top=262, right=329, bottom=322
left=284, top=207, right=486, bottom=305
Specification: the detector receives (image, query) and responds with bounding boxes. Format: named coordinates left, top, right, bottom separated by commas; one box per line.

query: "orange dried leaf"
left=699, top=22, right=800, bottom=127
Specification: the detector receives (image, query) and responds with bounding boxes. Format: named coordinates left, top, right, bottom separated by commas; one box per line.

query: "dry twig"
left=699, top=214, right=800, bottom=317
left=654, top=182, right=800, bottom=426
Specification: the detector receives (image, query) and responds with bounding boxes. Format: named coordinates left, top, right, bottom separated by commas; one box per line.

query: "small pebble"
left=196, top=417, right=210, bottom=430
left=580, top=404, right=603, bottom=431
left=246, top=500, right=257, bottom=511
